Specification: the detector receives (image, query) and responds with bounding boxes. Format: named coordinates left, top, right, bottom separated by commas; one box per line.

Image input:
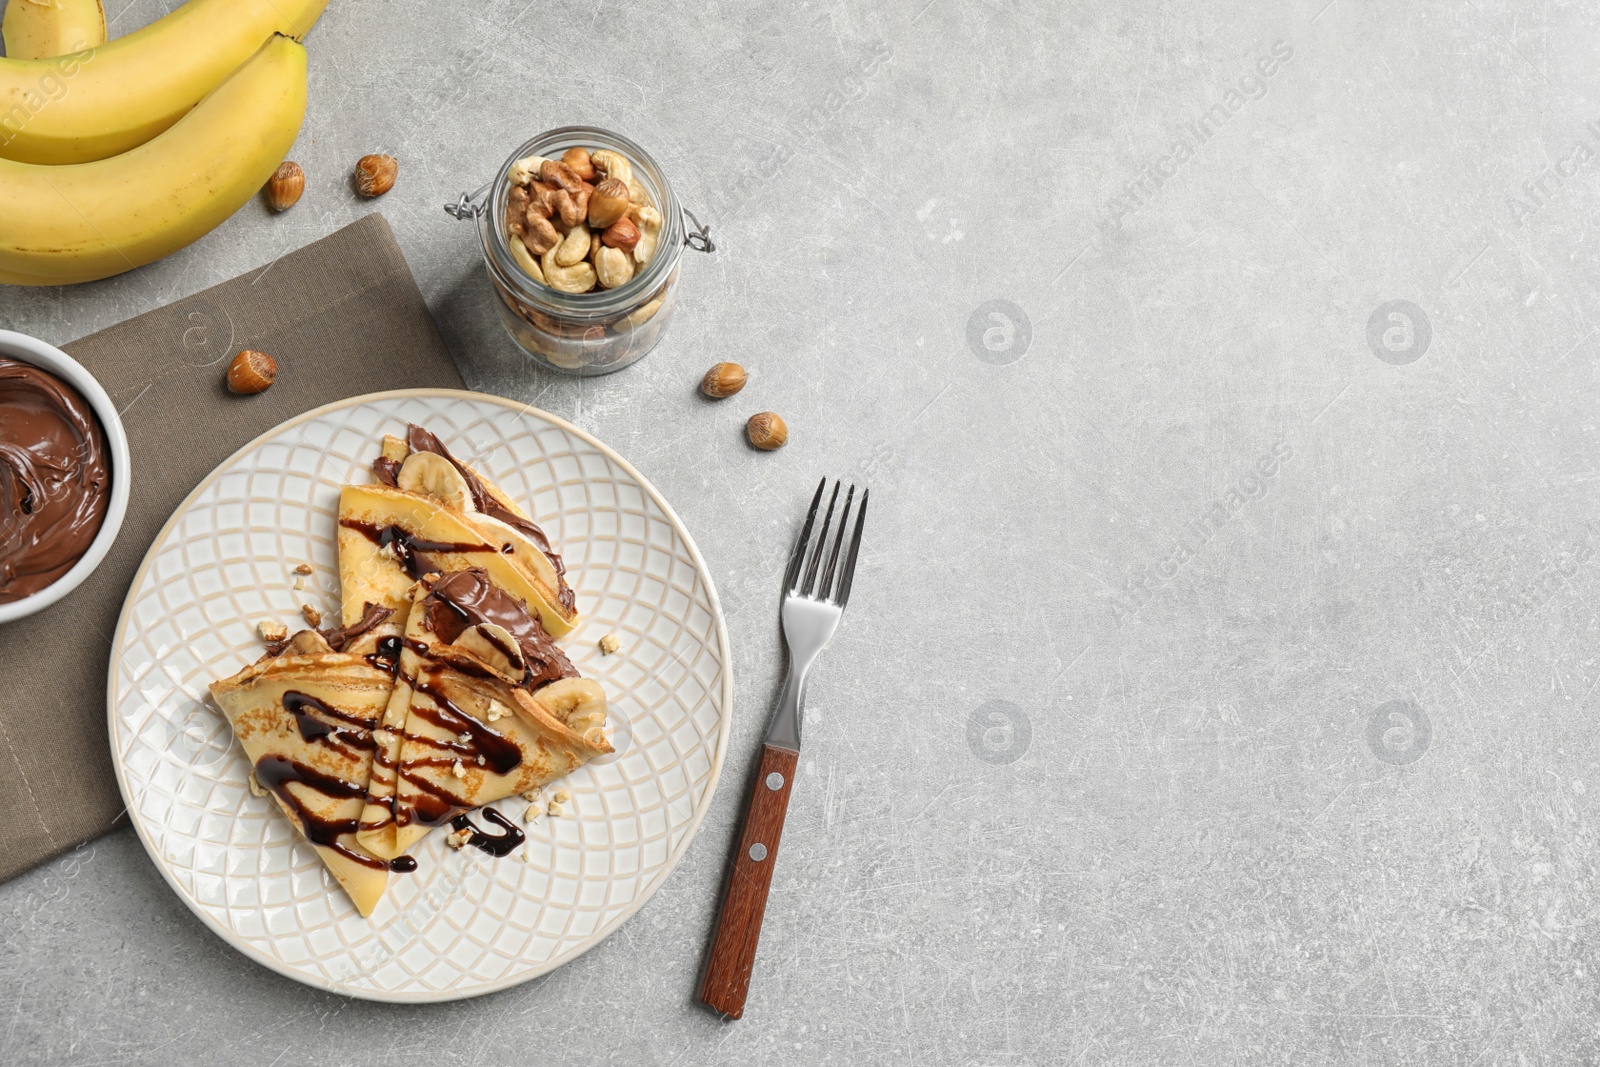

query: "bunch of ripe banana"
left=0, top=0, right=328, bottom=285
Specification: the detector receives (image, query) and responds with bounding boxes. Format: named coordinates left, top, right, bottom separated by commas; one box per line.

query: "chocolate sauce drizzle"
left=253, top=754, right=386, bottom=870
left=282, top=690, right=379, bottom=753
left=449, top=808, right=526, bottom=858
left=338, top=518, right=498, bottom=580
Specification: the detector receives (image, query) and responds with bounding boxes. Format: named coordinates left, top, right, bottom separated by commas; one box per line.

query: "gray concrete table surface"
left=2, top=0, right=1595, bottom=1062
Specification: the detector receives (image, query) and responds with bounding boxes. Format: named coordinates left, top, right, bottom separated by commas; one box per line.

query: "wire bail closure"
left=446, top=184, right=716, bottom=254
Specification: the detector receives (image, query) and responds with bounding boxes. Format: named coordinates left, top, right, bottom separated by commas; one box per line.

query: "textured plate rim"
left=104, top=388, right=735, bottom=1003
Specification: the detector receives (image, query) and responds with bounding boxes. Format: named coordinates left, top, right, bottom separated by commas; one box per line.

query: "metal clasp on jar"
left=447, top=183, right=716, bottom=254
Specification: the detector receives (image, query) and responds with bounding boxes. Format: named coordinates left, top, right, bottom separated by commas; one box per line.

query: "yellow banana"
left=2, top=0, right=106, bottom=60
left=0, top=0, right=325, bottom=164
left=0, top=34, right=306, bottom=285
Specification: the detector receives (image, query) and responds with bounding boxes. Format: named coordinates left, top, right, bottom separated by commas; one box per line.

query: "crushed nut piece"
left=521, top=788, right=541, bottom=802
left=458, top=731, right=472, bottom=744
left=248, top=773, right=267, bottom=797
left=293, top=562, right=314, bottom=575
left=476, top=755, right=486, bottom=766
left=446, top=827, right=472, bottom=851
left=300, top=604, right=322, bottom=627
left=293, top=576, right=309, bottom=592
left=257, top=620, right=288, bottom=643
left=523, top=804, right=543, bottom=823
left=451, top=760, right=466, bottom=779
left=598, top=632, right=622, bottom=655
left=486, top=700, right=508, bottom=722
left=547, top=800, right=565, bottom=817
left=554, top=789, right=571, bottom=803
left=379, top=542, right=398, bottom=560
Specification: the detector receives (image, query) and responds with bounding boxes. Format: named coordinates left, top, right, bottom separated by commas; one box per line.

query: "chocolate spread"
left=0, top=357, right=110, bottom=603
left=423, top=567, right=577, bottom=691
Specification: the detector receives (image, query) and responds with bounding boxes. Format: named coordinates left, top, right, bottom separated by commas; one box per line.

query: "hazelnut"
left=293, top=562, right=314, bottom=575
left=701, top=362, right=747, bottom=398
left=601, top=216, right=640, bottom=252
left=299, top=604, right=322, bottom=627
left=257, top=620, right=288, bottom=643
left=598, top=632, right=622, bottom=655
left=354, top=153, right=397, bottom=197
left=747, top=412, right=788, bottom=450
left=226, top=350, right=277, bottom=394
left=562, top=147, right=595, bottom=181
left=588, top=178, right=630, bottom=228
left=263, top=160, right=304, bottom=212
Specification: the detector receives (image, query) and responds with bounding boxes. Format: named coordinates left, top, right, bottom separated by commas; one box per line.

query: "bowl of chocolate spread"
left=0, top=330, right=130, bottom=623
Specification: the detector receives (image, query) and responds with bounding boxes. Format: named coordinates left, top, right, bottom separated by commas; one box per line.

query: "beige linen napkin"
left=0, top=214, right=465, bottom=882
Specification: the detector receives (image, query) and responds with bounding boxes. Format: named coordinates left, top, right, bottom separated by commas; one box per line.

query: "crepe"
left=209, top=635, right=400, bottom=916
left=357, top=569, right=611, bottom=861
left=337, top=424, right=578, bottom=638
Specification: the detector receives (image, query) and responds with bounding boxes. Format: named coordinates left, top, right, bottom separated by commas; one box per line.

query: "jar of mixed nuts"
left=471, top=127, right=699, bottom=376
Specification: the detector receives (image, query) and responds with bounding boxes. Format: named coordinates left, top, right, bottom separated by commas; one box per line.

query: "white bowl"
left=0, top=330, right=130, bottom=624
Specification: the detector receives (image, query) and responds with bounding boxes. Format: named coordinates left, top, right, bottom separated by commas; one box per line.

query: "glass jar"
left=475, top=126, right=698, bottom=376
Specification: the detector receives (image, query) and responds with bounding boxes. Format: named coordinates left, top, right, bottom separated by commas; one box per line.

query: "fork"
left=698, top=478, right=868, bottom=1019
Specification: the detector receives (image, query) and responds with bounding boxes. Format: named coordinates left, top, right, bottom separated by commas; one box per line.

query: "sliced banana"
left=450, top=622, right=525, bottom=681
left=464, top=512, right=562, bottom=598
left=531, top=677, right=608, bottom=746
left=397, top=451, right=477, bottom=513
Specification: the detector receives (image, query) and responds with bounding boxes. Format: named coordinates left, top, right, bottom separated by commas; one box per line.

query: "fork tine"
left=819, top=485, right=855, bottom=601
left=834, top=488, right=867, bottom=608
left=782, top=478, right=827, bottom=593
left=801, top=482, right=840, bottom=596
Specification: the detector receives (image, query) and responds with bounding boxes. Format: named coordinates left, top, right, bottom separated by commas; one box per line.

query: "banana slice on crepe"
left=209, top=634, right=402, bottom=917
left=359, top=424, right=578, bottom=633
left=357, top=568, right=610, bottom=861
left=338, top=482, right=577, bottom=639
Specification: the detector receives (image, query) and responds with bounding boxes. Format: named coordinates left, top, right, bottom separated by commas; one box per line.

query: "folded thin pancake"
left=338, top=482, right=578, bottom=640
left=340, top=423, right=578, bottom=638
left=209, top=640, right=402, bottom=917
left=357, top=569, right=610, bottom=861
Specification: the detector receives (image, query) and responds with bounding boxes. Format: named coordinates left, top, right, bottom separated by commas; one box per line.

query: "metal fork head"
left=782, top=477, right=867, bottom=607
left=767, top=479, right=869, bottom=751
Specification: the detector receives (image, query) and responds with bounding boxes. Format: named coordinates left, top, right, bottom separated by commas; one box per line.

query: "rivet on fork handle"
left=698, top=743, right=798, bottom=1019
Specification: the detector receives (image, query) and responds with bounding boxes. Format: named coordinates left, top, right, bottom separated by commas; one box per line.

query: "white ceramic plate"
left=107, top=390, right=732, bottom=1002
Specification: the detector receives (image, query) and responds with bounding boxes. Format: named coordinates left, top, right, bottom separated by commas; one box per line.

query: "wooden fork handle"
left=698, top=743, right=799, bottom=1019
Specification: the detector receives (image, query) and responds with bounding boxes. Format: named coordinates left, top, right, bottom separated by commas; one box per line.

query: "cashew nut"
left=509, top=235, right=546, bottom=283
left=509, top=155, right=548, bottom=186
left=627, top=177, right=649, bottom=206
left=631, top=204, right=662, bottom=266
left=594, top=245, right=635, bottom=289
left=541, top=246, right=597, bottom=293
left=552, top=224, right=592, bottom=267
left=621, top=294, right=665, bottom=330
left=590, top=149, right=633, bottom=186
